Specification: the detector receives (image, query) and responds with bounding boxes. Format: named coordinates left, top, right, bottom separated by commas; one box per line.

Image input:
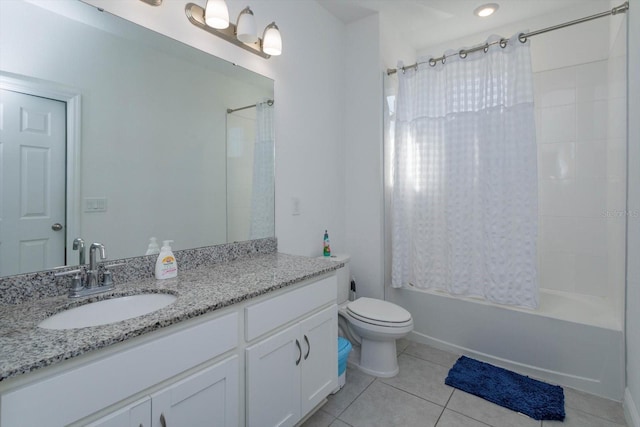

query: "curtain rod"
left=386, top=1, right=629, bottom=76
left=227, top=99, right=274, bottom=114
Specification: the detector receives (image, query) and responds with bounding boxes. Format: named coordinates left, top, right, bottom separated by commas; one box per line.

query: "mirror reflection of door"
left=0, top=89, right=66, bottom=276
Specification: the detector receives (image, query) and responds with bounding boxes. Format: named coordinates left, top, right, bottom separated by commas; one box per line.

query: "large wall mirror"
left=0, top=0, right=275, bottom=277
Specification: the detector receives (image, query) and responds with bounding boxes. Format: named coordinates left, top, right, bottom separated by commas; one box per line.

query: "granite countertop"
left=0, top=253, right=341, bottom=382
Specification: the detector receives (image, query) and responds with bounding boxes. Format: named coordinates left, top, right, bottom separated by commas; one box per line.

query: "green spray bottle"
left=323, top=230, right=331, bottom=257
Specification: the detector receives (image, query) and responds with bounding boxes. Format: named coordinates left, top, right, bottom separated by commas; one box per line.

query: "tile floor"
left=302, top=339, right=628, bottom=427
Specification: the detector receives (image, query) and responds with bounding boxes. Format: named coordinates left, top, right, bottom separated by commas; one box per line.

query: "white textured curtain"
left=249, top=101, right=275, bottom=239
left=391, top=34, right=539, bottom=308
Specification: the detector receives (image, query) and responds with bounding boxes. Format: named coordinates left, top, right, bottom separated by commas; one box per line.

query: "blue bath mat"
left=445, top=356, right=565, bottom=421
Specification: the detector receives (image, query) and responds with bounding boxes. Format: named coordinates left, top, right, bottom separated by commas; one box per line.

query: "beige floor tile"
left=446, top=390, right=541, bottom=427
left=563, top=387, right=626, bottom=424
left=404, top=342, right=460, bottom=368
left=301, top=409, right=336, bottom=427
left=436, top=409, right=492, bottom=427
left=542, top=407, right=628, bottom=427
left=323, top=369, right=375, bottom=417
left=396, top=338, right=411, bottom=354
left=329, top=419, right=352, bottom=427
left=380, top=354, right=454, bottom=406
left=340, top=381, right=444, bottom=427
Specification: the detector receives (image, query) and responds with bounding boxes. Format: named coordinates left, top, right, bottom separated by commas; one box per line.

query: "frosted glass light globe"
left=262, top=22, right=282, bottom=56
left=236, top=7, right=258, bottom=43
left=204, top=0, right=229, bottom=29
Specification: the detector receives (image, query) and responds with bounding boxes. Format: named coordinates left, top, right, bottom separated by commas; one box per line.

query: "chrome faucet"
left=87, top=243, right=107, bottom=288
left=72, top=238, right=85, bottom=265
left=55, top=242, right=118, bottom=298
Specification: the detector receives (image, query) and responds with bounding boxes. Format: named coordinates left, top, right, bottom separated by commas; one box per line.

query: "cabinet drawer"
left=1, top=312, right=238, bottom=427
left=245, top=275, right=336, bottom=341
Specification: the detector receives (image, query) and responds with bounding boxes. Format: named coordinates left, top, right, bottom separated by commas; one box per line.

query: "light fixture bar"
left=139, top=0, right=162, bottom=6
left=185, top=3, right=270, bottom=59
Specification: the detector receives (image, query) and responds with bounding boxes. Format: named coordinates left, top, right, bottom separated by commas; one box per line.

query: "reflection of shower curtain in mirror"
left=250, top=101, right=275, bottom=239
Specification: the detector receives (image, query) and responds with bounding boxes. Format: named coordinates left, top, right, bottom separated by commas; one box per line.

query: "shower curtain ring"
left=483, top=44, right=489, bottom=53
left=441, top=55, right=446, bottom=64
left=429, top=58, right=437, bottom=67
left=459, top=50, right=467, bottom=59
left=499, top=38, right=508, bottom=48
left=518, top=33, right=527, bottom=43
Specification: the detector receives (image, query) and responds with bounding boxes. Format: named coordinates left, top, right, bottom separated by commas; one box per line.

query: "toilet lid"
left=346, top=297, right=412, bottom=324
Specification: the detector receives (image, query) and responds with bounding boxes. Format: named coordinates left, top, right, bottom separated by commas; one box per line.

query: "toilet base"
left=357, top=338, right=399, bottom=378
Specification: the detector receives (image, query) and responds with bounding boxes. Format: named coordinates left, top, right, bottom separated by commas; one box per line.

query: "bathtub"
left=388, top=286, right=625, bottom=400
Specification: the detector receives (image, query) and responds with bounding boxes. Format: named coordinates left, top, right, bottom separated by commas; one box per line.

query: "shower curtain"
left=249, top=100, right=275, bottom=239
left=391, top=34, right=539, bottom=308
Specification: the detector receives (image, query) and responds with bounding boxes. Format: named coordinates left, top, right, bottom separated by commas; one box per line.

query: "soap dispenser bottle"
left=145, top=237, right=160, bottom=255
left=155, top=240, right=177, bottom=279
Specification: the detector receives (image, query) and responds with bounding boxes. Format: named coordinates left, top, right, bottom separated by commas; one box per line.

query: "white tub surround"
left=389, top=286, right=624, bottom=401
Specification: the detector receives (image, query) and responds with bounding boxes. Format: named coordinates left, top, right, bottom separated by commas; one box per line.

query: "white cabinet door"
left=86, top=397, right=151, bottom=427
left=150, top=356, right=239, bottom=427
left=246, top=324, right=301, bottom=427
left=300, top=305, right=338, bottom=415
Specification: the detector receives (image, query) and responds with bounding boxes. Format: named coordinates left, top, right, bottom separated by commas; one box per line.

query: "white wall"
left=533, top=49, right=626, bottom=314
left=417, top=2, right=617, bottom=73
left=625, top=0, right=640, bottom=423
left=343, top=13, right=418, bottom=300
left=79, top=0, right=348, bottom=258
left=344, top=15, right=384, bottom=299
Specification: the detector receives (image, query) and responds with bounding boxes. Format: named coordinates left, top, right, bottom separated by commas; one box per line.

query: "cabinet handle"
left=160, top=413, right=167, bottom=427
left=304, top=335, right=310, bottom=360
left=295, top=339, right=302, bottom=366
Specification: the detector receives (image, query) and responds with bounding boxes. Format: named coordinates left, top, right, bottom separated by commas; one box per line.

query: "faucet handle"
left=104, top=262, right=125, bottom=269
left=101, top=262, right=124, bottom=287
left=55, top=268, right=85, bottom=295
left=54, top=268, right=83, bottom=278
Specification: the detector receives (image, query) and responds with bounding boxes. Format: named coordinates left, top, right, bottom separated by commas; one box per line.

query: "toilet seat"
left=346, top=297, right=412, bottom=328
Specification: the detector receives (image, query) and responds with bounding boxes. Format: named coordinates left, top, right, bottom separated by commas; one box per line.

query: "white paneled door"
left=0, top=89, right=66, bottom=276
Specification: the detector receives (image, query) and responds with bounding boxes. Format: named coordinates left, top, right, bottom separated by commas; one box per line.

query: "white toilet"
left=328, top=255, right=413, bottom=378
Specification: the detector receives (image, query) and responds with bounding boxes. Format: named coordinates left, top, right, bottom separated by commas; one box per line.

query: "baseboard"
left=626, top=388, right=640, bottom=427
left=407, top=330, right=621, bottom=400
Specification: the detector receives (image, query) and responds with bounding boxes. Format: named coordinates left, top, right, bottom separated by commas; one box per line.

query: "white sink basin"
left=38, top=293, right=177, bottom=330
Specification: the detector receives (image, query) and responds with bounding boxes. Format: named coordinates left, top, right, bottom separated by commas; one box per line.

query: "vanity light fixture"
left=139, top=0, right=162, bottom=6
left=474, top=3, right=499, bottom=17
left=185, top=2, right=282, bottom=59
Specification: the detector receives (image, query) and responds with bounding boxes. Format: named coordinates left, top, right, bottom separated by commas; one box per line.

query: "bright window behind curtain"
left=391, top=34, right=539, bottom=308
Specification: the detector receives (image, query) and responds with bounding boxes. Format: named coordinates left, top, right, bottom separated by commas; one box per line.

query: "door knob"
left=51, top=223, right=63, bottom=231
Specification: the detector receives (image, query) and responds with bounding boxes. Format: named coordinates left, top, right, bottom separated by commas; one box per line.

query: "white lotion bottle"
left=155, top=240, right=177, bottom=279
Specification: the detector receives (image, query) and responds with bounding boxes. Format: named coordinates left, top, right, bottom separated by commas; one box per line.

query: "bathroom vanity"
left=0, top=252, right=340, bottom=427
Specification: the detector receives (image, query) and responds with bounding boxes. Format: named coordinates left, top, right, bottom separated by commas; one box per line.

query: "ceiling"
left=316, top=0, right=614, bottom=52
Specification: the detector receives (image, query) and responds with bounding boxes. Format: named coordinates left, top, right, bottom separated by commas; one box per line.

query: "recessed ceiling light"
left=474, top=3, right=499, bottom=17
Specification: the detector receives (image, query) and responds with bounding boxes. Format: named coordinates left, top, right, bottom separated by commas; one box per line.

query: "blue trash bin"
left=337, top=337, right=352, bottom=389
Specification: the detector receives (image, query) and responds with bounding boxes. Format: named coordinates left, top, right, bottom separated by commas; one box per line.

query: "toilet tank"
left=321, top=254, right=351, bottom=304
